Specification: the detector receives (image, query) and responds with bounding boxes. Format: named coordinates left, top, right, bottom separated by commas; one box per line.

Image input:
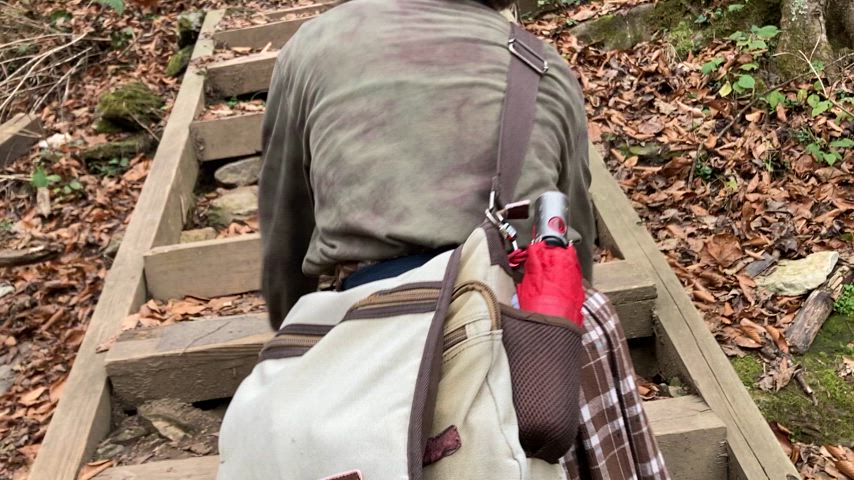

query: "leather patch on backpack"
left=423, top=425, right=461, bottom=466
left=320, top=470, right=363, bottom=480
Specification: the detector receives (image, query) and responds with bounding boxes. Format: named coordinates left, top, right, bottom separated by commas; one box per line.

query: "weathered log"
left=0, top=244, right=62, bottom=268
left=785, top=264, right=853, bottom=354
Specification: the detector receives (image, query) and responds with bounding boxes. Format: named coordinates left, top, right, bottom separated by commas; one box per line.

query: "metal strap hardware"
left=508, top=38, right=549, bottom=75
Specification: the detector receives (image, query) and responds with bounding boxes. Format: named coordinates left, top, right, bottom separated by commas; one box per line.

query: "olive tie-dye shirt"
left=259, top=0, right=595, bottom=327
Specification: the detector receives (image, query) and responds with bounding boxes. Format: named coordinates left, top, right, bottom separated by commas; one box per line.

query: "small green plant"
left=227, top=96, right=239, bottom=108
left=0, top=218, right=14, bottom=232
left=834, top=285, right=854, bottom=317
left=694, top=158, right=714, bottom=181
left=91, top=157, right=130, bottom=176
left=796, top=128, right=853, bottom=166
left=704, top=25, right=779, bottom=98
left=30, top=165, right=61, bottom=189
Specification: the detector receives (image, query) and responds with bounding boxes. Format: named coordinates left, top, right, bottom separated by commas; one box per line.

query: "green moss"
left=95, top=82, right=163, bottom=133
left=81, top=135, right=153, bottom=164
left=730, top=314, right=854, bottom=444
left=165, top=46, right=193, bottom=78
left=666, top=20, right=703, bottom=56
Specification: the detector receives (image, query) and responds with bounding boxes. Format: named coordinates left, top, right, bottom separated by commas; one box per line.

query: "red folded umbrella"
left=515, top=242, right=585, bottom=327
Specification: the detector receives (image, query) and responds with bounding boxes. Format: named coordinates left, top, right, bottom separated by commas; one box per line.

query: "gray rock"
left=214, top=156, right=262, bottom=187
left=756, top=251, right=840, bottom=296
left=0, top=365, right=14, bottom=396
left=180, top=227, right=217, bottom=244
left=138, top=398, right=221, bottom=443
left=0, top=282, right=14, bottom=300
left=208, top=186, right=258, bottom=227
left=177, top=11, right=204, bottom=48
left=94, top=442, right=127, bottom=460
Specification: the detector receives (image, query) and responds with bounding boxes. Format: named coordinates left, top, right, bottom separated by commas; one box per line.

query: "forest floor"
left=0, top=0, right=852, bottom=479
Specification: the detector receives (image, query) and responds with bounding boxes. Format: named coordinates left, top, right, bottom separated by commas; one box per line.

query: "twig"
left=128, top=111, right=162, bottom=143
left=793, top=367, right=818, bottom=406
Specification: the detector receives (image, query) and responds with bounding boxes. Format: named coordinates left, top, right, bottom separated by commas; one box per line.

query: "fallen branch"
left=785, top=263, right=854, bottom=354
left=0, top=244, right=62, bottom=268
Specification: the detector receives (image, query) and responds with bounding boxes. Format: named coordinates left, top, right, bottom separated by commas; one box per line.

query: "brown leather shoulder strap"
left=492, top=23, right=548, bottom=206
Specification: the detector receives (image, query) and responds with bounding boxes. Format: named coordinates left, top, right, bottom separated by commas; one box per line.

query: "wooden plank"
left=27, top=11, right=226, bottom=480
left=205, top=51, right=277, bottom=98
left=645, top=395, right=728, bottom=480
left=93, top=396, right=723, bottom=480
left=94, top=455, right=219, bottom=480
left=144, top=233, right=262, bottom=300
left=587, top=144, right=799, bottom=479
left=265, top=1, right=342, bottom=20
left=213, top=16, right=311, bottom=50
left=106, top=313, right=269, bottom=406
left=0, top=112, right=43, bottom=167
left=190, top=113, right=263, bottom=162
left=144, top=233, right=656, bottom=334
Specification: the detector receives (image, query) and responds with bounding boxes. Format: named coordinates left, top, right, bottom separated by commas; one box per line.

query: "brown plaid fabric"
left=563, top=288, right=670, bottom=479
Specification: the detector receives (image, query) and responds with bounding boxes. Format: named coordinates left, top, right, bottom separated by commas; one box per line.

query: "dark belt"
left=341, top=249, right=450, bottom=290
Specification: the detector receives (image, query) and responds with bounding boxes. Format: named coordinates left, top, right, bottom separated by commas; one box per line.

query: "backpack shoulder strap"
left=492, top=23, right=549, bottom=207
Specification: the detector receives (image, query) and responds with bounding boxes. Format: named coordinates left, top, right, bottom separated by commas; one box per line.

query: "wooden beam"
left=0, top=113, right=42, bottom=167
left=190, top=113, right=263, bottom=162
left=144, top=233, right=656, bottom=335
left=587, top=144, right=799, bottom=479
left=94, top=455, right=219, bottom=480
left=105, top=313, right=269, bottom=406
left=205, top=51, right=277, bottom=98
left=27, top=11, right=226, bottom=480
left=645, top=395, right=728, bottom=480
left=213, top=16, right=312, bottom=50
left=265, top=1, right=342, bottom=20
left=144, top=233, right=262, bottom=300
left=93, top=396, right=724, bottom=480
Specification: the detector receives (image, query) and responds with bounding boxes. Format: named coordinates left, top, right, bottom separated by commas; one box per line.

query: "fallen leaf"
left=19, top=386, right=47, bottom=407
left=706, top=234, right=744, bottom=267
left=79, top=460, right=115, bottom=480
left=49, top=376, right=67, bottom=403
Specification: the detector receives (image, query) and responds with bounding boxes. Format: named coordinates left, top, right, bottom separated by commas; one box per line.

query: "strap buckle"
left=508, top=38, right=549, bottom=75
left=485, top=191, right=530, bottom=251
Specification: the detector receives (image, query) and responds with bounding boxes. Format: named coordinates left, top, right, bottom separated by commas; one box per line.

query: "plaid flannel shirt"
left=562, top=288, right=670, bottom=479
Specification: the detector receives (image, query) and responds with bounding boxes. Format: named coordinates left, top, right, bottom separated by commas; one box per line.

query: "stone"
left=180, top=227, right=217, bottom=243
left=214, top=156, right=262, bottom=187
left=81, top=135, right=152, bottom=164
left=137, top=398, right=222, bottom=443
left=95, top=82, right=163, bottom=133
left=104, top=232, right=123, bottom=258
left=756, top=251, right=840, bottom=296
left=165, top=46, right=193, bottom=78
left=94, top=442, right=126, bottom=460
left=177, top=11, right=204, bottom=48
left=0, top=282, right=14, bottom=299
left=208, top=186, right=258, bottom=227
left=0, top=365, right=15, bottom=396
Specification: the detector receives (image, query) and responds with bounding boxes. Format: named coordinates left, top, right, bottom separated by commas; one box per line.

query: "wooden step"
left=213, top=16, right=312, bottom=50
left=93, top=395, right=726, bottom=480
left=190, top=113, right=263, bottom=162
left=106, top=313, right=267, bottom=406
left=143, top=234, right=656, bottom=334
left=118, top=246, right=656, bottom=405
left=264, top=0, right=342, bottom=20
left=205, top=51, right=277, bottom=98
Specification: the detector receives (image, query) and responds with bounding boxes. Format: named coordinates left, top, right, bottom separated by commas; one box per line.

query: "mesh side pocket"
left=501, top=305, right=584, bottom=463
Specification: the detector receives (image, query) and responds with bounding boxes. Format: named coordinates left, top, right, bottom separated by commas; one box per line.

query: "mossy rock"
left=731, top=314, right=854, bottom=444
left=165, top=46, right=193, bottom=78
left=95, top=82, right=163, bottom=133
left=177, top=11, right=204, bottom=48
left=81, top=135, right=153, bottom=164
